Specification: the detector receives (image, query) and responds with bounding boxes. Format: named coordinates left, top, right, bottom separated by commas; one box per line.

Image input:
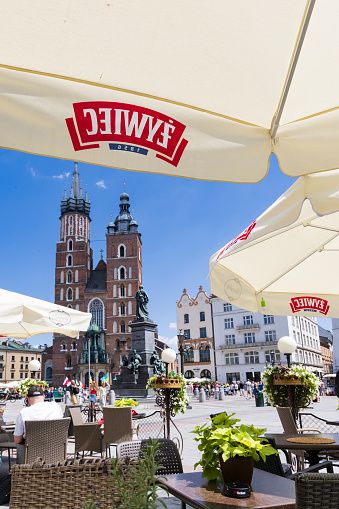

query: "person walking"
left=90, top=381, right=98, bottom=403
left=246, top=379, right=252, bottom=399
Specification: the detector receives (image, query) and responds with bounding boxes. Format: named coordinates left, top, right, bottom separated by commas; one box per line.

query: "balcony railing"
left=236, top=323, right=260, bottom=331
left=217, top=340, right=278, bottom=350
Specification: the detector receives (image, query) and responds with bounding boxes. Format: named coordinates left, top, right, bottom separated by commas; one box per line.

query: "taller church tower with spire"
left=52, top=163, right=93, bottom=386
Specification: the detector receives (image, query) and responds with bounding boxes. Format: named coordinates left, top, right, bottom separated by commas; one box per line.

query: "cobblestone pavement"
left=0, top=394, right=338, bottom=508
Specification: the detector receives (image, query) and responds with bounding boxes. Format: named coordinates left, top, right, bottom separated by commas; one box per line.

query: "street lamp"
left=28, top=359, right=41, bottom=379
left=177, top=330, right=185, bottom=375
left=278, top=336, right=297, bottom=367
left=161, top=348, right=176, bottom=377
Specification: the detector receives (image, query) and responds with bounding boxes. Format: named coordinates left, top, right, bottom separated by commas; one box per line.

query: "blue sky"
left=0, top=149, right=332, bottom=348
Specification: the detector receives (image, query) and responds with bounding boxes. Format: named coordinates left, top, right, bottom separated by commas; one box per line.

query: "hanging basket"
left=154, top=378, right=182, bottom=389
left=273, top=374, right=305, bottom=386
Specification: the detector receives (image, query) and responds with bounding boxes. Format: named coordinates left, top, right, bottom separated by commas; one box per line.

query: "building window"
left=199, top=346, right=210, bottom=362
left=244, top=332, right=255, bottom=343
left=67, top=288, right=73, bottom=301
left=121, top=322, right=126, bottom=333
left=200, top=311, right=205, bottom=321
left=26, top=357, right=28, bottom=362
left=201, top=369, right=211, bottom=379
left=67, top=255, right=72, bottom=266
left=25, top=364, right=28, bottom=370
left=200, top=327, right=207, bottom=338
left=20, top=356, right=24, bottom=362
left=119, top=245, right=125, bottom=257
left=120, top=284, right=125, bottom=297
left=80, top=217, right=83, bottom=226
left=69, top=226, right=73, bottom=235
left=184, top=314, right=189, bottom=323
left=244, top=351, right=260, bottom=364
left=265, top=350, right=281, bottom=364
left=0, top=373, right=2, bottom=379
left=225, top=334, right=235, bottom=345
left=61, top=343, right=66, bottom=351
left=69, top=216, right=73, bottom=226
left=184, top=347, right=194, bottom=363
left=79, top=227, right=83, bottom=236
left=68, top=240, right=73, bottom=251
left=265, top=330, right=277, bottom=342
left=20, top=364, right=23, bottom=370
left=264, top=315, right=274, bottom=324
left=225, top=353, right=239, bottom=365
left=184, top=329, right=190, bottom=339
left=11, top=372, right=14, bottom=379
left=66, top=356, right=72, bottom=368
left=120, top=267, right=125, bottom=280
left=223, top=303, right=232, bottom=312
left=20, top=372, right=23, bottom=379
left=89, top=299, right=104, bottom=328
left=11, top=364, right=14, bottom=369
left=184, top=370, right=195, bottom=379
left=224, top=318, right=234, bottom=329
left=11, top=356, right=15, bottom=362
left=243, top=315, right=253, bottom=325
left=120, top=303, right=126, bottom=316
left=67, top=270, right=72, bottom=283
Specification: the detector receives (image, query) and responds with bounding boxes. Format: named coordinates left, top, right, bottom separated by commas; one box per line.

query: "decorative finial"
left=100, top=249, right=104, bottom=260
left=123, top=182, right=126, bottom=191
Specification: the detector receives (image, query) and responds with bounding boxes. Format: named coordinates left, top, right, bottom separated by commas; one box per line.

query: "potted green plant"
left=18, top=378, right=48, bottom=396
left=191, top=412, right=277, bottom=485
left=262, top=364, right=319, bottom=411
left=114, top=398, right=139, bottom=407
left=146, top=372, right=188, bottom=415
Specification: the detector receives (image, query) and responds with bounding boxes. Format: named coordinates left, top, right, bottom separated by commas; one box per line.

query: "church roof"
left=60, top=162, right=91, bottom=218
left=106, top=189, right=141, bottom=239
left=85, top=268, right=107, bottom=293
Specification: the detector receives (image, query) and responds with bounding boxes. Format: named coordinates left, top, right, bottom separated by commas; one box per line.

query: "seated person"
left=14, top=386, right=63, bottom=463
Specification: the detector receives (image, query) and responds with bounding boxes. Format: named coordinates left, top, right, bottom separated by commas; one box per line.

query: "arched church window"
left=69, top=217, right=73, bottom=225
left=68, top=240, right=73, bottom=251
left=121, top=322, right=126, bottom=333
left=89, top=299, right=104, bottom=329
left=67, top=255, right=72, bottom=266
left=80, top=217, right=83, bottom=226
left=120, top=267, right=125, bottom=280
left=120, top=284, right=125, bottom=297
left=66, top=356, right=72, bottom=368
left=119, top=245, right=125, bottom=257
left=67, top=271, right=72, bottom=283
left=120, top=303, right=126, bottom=316
left=67, top=288, right=73, bottom=301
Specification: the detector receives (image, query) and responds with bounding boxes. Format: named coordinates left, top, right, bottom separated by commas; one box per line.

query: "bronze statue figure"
left=127, top=350, right=142, bottom=374
left=135, top=285, right=149, bottom=320
left=150, top=350, right=165, bottom=375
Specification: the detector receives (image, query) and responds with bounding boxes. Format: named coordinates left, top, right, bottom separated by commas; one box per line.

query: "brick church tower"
left=105, top=191, right=143, bottom=375
left=52, top=163, right=92, bottom=386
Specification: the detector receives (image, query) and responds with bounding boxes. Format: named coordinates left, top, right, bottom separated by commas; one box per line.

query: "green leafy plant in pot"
left=191, top=412, right=277, bottom=485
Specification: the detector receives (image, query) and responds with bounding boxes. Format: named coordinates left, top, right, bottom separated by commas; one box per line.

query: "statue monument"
left=111, top=285, right=160, bottom=397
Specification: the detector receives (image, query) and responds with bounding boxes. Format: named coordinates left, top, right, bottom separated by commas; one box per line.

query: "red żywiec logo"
left=216, top=220, right=256, bottom=261
left=290, top=297, right=330, bottom=315
left=66, top=101, right=188, bottom=167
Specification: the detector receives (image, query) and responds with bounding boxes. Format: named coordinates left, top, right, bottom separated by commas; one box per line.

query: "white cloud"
left=30, top=168, right=36, bottom=177
left=169, top=322, right=177, bottom=329
left=96, top=180, right=107, bottom=189
left=158, top=334, right=178, bottom=350
left=52, top=172, right=70, bottom=179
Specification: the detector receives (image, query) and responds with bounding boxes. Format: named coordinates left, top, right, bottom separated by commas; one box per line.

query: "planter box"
left=273, top=374, right=305, bottom=386
left=154, top=379, right=182, bottom=389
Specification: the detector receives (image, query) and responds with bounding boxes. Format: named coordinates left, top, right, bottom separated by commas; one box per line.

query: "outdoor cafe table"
left=157, top=469, right=295, bottom=509
left=266, top=433, right=339, bottom=466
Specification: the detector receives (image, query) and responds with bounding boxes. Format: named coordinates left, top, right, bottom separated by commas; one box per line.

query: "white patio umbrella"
left=1, top=1, right=339, bottom=183
left=6, top=381, right=20, bottom=389
left=209, top=170, right=339, bottom=317
left=0, top=288, right=91, bottom=339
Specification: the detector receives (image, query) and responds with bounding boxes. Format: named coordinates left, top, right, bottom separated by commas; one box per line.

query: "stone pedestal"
left=111, top=318, right=158, bottom=398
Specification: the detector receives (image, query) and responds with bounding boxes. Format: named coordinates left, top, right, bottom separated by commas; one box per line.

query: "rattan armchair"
left=134, top=410, right=165, bottom=440
left=69, top=407, right=103, bottom=458
left=103, top=406, right=133, bottom=457
left=18, top=418, right=71, bottom=465
left=295, top=473, right=339, bottom=509
left=117, top=438, right=185, bottom=509
left=299, top=412, right=339, bottom=462
left=0, top=432, right=17, bottom=470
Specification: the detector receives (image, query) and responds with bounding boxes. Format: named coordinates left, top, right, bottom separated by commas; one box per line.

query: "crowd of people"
left=187, top=379, right=264, bottom=399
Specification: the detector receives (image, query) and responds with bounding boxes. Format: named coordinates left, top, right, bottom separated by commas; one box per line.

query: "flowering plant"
left=262, top=364, right=319, bottom=411
left=146, top=372, right=188, bottom=415
left=18, top=378, right=48, bottom=396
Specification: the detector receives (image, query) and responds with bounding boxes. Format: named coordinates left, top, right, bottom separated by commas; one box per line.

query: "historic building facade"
left=0, top=339, right=44, bottom=383
left=51, top=163, right=143, bottom=386
left=176, top=286, right=215, bottom=380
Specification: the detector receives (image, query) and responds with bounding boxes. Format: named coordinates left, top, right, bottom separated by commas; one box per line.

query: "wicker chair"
left=117, top=438, right=185, bottom=509
left=0, top=432, right=17, bottom=470
left=299, top=412, right=339, bottom=462
left=10, top=458, right=136, bottom=509
left=295, top=473, right=339, bottom=509
left=18, top=418, right=70, bottom=465
left=103, top=406, right=133, bottom=457
left=276, top=406, right=321, bottom=469
left=69, top=407, right=103, bottom=458
left=254, top=437, right=333, bottom=479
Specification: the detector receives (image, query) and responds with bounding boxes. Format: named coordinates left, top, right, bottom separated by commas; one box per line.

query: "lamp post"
left=278, top=335, right=298, bottom=422
left=177, top=330, right=185, bottom=375
left=28, top=359, right=41, bottom=380
left=160, top=348, right=177, bottom=438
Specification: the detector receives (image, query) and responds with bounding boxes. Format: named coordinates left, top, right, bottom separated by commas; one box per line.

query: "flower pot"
left=219, top=455, right=254, bottom=485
